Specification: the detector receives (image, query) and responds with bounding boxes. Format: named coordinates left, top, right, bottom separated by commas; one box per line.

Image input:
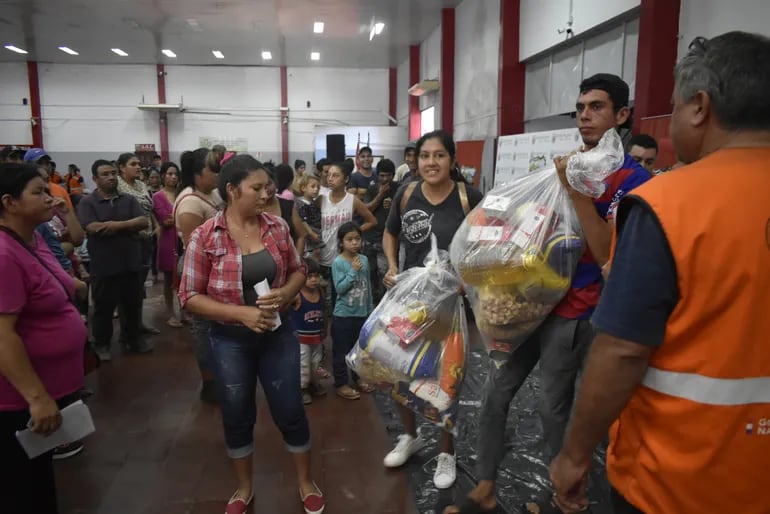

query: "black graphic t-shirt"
left=386, top=181, right=482, bottom=270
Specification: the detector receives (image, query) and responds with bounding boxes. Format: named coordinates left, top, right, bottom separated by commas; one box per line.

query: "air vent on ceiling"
left=137, top=103, right=185, bottom=112
left=408, top=80, right=439, bottom=96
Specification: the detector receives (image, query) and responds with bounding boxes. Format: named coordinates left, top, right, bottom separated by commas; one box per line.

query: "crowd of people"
left=1, top=29, right=769, bottom=514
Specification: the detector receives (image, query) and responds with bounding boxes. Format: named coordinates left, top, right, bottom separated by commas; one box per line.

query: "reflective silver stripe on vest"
left=642, top=367, right=770, bottom=406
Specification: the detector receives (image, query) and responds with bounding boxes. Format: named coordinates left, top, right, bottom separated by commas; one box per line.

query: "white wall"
left=396, top=58, right=410, bottom=128
left=420, top=25, right=442, bottom=132
left=520, top=0, right=640, bottom=60
left=0, top=62, right=32, bottom=145
left=165, top=66, right=282, bottom=163
left=287, top=67, right=391, bottom=167
left=38, top=63, right=158, bottom=184
left=313, top=125, right=408, bottom=165
left=678, top=0, right=770, bottom=58
left=454, top=0, right=500, bottom=141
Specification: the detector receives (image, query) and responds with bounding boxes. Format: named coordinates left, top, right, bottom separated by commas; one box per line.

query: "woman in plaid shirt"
left=179, top=155, right=324, bottom=514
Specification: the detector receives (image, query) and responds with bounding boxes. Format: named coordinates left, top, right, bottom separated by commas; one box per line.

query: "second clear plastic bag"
left=346, top=235, right=469, bottom=434
left=449, top=129, right=624, bottom=362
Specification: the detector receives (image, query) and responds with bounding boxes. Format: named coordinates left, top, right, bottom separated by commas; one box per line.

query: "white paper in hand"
left=254, top=278, right=281, bottom=331
left=15, top=400, right=95, bottom=459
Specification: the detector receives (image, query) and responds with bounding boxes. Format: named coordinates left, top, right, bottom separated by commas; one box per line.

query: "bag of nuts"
left=450, top=130, right=625, bottom=362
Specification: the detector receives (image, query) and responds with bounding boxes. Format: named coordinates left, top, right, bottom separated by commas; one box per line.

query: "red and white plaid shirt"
left=179, top=210, right=305, bottom=309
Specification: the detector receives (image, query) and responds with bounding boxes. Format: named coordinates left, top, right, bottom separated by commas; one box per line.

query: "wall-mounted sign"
left=199, top=137, right=248, bottom=153
left=494, top=128, right=581, bottom=186
left=134, top=144, right=156, bottom=152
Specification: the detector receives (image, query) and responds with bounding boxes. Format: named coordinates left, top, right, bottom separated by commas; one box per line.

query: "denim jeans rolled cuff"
left=209, top=323, right=310, bottom=459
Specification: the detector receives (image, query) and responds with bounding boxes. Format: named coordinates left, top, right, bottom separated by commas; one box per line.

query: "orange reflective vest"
left=67, top=175, right=83, bottom=195
left=607, top=148, right=770, bottom=513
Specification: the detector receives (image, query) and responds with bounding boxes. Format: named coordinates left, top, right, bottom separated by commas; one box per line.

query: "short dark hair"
left=358, top=146, right=372, bottom=156
left=628, top=134, right=659, bottom=152
left=404, top=145, right=416, bottom=157
left=337, top=221, right=362, bottom=252
left=159, top=161, right=180, bottom=178
left=274, top=163, right=294, bottom=193
left=0, top=162, right=43, bottom=214
left=315, top=158, right=331, bottom=171
left=579, top=73, right=630, bottom=111
left=376, top=158, right=395, bottom=175
left=676, top=31, right=770, bottom=131
left=212, top=144, right=227, bottom=154
left=294, top=159, right=306, bottom=170
left=91, top=159, right=114, bottom=177
left=218, top=154, right=265, bottom=201
left=304, top=256, right=321, bottom=275
left=152, top=154, right=161, bottom=160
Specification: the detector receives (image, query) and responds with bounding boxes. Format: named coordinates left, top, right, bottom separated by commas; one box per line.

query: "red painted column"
left=156, top=64, right=169, bottom=161
left=633, top=0, right=681, bottom=131
left=441, top=8, right=456, bottom=136
left=388, top=67, right=397, bottom=126
left=26, top=61, right=44, bottom=147
left=280, top=66, right=289, bottom=164
left=498, top=0, right=526, bottom=136
left=408, top=45, right=421, bottom=140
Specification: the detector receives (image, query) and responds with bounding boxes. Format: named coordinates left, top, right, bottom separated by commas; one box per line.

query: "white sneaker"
left=433, top=452, right=456, bottom=489
left=383, top=433, right=424, bottom=468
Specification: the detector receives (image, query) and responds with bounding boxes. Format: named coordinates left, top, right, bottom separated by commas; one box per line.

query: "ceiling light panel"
left=212, top=50, right=224, bottom=59
left=374, top=22, right=385, bottom=35
left=313, top=21, right=324, bottom=34
left=111, top=48, right=128, bottom=56
left=58, top=46, right=79, bottom=55
left=261, top=51, right=272, bottom=60
left=162, top=49, right=177, bottom=58
left=4, top=45, right=28, bottom=54
left=310, top=51, right=320, bottom=61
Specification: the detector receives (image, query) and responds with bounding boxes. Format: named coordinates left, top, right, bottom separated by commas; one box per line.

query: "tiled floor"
left=55, top=292, right=419, bottom=514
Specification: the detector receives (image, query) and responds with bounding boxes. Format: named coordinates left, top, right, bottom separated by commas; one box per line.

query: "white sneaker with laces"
left=383, top=433, right=425, bottom=468
left=433, top=452, right=456, bottom=489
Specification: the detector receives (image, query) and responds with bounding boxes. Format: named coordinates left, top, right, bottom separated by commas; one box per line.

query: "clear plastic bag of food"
left=449, top=129, right=624, bottom=362
left=346, top=236, right=468, bottom=433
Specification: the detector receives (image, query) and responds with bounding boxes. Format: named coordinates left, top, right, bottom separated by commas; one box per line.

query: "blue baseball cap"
left=23, top=148, right=50, bottom=163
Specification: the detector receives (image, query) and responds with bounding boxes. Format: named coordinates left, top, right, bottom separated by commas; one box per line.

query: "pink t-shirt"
left=0, top=231, right=86, bottom=410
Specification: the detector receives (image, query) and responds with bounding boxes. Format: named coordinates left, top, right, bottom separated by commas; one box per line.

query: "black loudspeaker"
left=326, top=134, right=345, bottom=162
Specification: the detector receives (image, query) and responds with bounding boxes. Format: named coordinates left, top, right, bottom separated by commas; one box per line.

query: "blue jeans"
left=188, top=314, right=212, bottom=376
left=208, top=323, right=310, bottom=459
left=331, top=316, right=365, bottom=388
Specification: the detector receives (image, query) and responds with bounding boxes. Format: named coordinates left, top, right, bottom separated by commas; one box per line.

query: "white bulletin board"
left=494, top=128, right=581, bottom=187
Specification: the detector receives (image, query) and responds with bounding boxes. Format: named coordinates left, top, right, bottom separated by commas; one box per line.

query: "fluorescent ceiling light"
left=310, top=51, right=320, bottom=61
left=313, top=21, right=324, bottom=34
left=111, top=48, right=128, bottom=56
left=58, top=46, right=79, bottom=55
left=162, top=49, right=177, bottom=58
left=261, top=50, right=272, bottom=60
left=374, top=22, right=385, bottom=35
left=212, top=50, right=224, bottom=59
left=4, top=45, right=28, bottom=54
left=369, top=25, right=376, bottom=41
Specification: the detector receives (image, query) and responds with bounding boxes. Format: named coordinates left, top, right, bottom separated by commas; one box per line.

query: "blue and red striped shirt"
left=553, top=155, right=651, bottom=320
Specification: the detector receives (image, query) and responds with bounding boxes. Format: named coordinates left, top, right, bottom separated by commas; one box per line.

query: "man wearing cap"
left=23, top=148, right=73, bottom=211
left=445, top=74, right=651, bottom=514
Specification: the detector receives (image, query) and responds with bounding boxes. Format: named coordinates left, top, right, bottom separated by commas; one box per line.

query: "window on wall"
left=524, top=18, right=640, bottom=121
left=421, top=106, right=435, bottom=136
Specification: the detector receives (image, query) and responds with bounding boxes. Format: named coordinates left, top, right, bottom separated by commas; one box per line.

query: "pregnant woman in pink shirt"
left=0, top=162, right=88, bottom=514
